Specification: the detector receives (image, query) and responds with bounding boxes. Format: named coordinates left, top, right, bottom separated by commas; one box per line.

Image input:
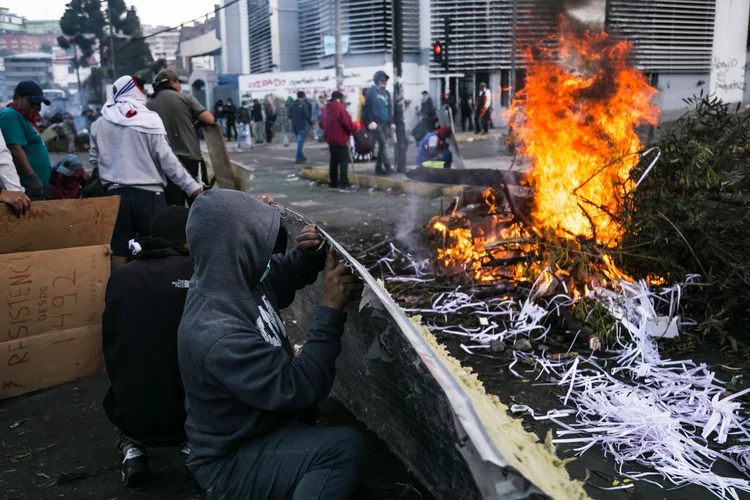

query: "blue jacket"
left=290, top=98, right=313, bottom=134
left=363, top=85, right=393, bottom=126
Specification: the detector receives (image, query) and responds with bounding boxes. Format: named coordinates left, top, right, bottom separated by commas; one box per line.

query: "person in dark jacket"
left=460, top=90, right=474, bottom=133
left=363, top=71, right=395, bottom=175
left=290, top=91, right=313, bottom=163
left=102, top=206, right=193, bottom=487
left=178, top=189, right=364, bottom=500
left=224, top=98, right=237, bottom=142
left=320, top=91, right=357, bottom=190
left=265, top=100, right=277, bottom=143
left=213, top=100, right=226, bottom=136
left=251, top=99, right=264, bottom=144
left=237, top=101, right=252, bottom=150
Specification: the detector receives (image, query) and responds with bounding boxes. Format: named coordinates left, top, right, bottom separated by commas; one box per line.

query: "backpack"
left=353, top=129, right=373, bottom=155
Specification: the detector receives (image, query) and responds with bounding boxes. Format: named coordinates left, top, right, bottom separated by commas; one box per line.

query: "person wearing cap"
left=147, top=69, right=215, bottom=207
left=417, top=126, right=454, bottom=169
left=0, top=81, right=52, bottom=200
left=320, top=90, right=358, bottom=190
left=475, top=82, right=493, bottom=135
left=102, top=206, right=194, bottom=487
left=90, top=75, right=202, bottom=272
left=363, top=71, right=395, bottom=175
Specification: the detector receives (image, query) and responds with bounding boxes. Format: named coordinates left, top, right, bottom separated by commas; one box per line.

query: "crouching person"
left=178, top=189, right=365, bottom=500
left=102, top=206, right=193, bottom=486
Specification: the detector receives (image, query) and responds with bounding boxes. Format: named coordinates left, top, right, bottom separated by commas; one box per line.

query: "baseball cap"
left=155, top=69, right=188, bottom=86
left=14, top=81, right=50, bottom=106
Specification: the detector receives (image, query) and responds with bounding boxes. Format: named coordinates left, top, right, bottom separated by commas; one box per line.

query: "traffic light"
left=433, top=41, right=444, bottom=66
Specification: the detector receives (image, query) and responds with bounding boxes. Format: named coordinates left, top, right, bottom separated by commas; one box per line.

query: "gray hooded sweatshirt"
left=177, top=189, right=344, bottom=488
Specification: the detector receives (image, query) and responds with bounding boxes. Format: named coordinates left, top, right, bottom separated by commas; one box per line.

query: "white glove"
left=368, top=122, right=377, bottom=131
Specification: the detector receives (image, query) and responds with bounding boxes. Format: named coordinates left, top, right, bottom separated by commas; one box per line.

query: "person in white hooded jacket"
left=90, top=75, right=201, bottom=271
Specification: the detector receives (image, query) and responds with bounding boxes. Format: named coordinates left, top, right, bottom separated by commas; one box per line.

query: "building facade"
left=143, top=26, right=181, bottom=67
left=3, top=52, right=53, bottom=94
left=219, top=0, right=750, bottom=116
left=0, top=33, right=58, bottom=55
left=0, top=8, right=24, bottom=34
left=25, top=20, right=61, bottom=35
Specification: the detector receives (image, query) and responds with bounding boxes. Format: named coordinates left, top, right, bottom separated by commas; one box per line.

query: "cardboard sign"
left=0, top=198, right=118, bottom=399
left=0, top=245, right=110, bottom=343
left=0, top=326, right=102, bottom=399
left=0, top=197, right=120, bottom=255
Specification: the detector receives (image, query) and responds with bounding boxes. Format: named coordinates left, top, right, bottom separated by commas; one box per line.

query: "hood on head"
left=187, top=189, right=281, bottom=299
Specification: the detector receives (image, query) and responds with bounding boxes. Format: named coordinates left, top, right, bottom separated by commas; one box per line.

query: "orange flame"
left=509, top=21, right=660, bottom=246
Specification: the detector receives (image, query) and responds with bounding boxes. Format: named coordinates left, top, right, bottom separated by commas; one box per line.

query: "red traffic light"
left=433, top=43, right=442, bottom=55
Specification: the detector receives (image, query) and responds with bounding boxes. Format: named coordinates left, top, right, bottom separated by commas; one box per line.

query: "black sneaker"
left=121, top=448, right=151, bottom=487
left=339, top=184, right=358, bottom=193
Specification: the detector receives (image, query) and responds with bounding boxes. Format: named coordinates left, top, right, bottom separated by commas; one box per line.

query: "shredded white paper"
left=378, top=243, right=750, bottom=498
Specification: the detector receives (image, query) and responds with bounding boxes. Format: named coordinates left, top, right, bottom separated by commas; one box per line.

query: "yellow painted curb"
left=300, top=167, right=465, bottom=198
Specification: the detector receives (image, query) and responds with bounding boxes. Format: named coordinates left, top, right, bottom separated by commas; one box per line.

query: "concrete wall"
left=711, top=0, right=750, bottom=104
left=653, top=73, right=710, bottom=117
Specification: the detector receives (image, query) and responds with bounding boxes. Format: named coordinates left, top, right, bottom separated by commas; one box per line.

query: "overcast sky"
left=5, top=0, right=217, bottom=28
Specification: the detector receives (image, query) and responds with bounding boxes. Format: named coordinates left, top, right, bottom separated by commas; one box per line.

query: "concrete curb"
left=454, top=132, right=503, bottom=143
left=300, top=166, right=466, bottom=198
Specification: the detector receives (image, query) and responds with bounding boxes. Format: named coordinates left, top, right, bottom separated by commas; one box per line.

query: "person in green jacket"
left=0, top=81, right=52, bottom=199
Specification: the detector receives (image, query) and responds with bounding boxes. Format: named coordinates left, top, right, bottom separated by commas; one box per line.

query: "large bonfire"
left=431, top=22, right=662, bottom=287
left=510, top=23, right=660, bottom=245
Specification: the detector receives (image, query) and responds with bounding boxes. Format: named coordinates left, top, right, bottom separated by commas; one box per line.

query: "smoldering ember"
left=2, top=1, right=750, bottom=500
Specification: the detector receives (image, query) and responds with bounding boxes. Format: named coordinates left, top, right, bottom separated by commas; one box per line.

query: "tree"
left=58, top=0, right=153, bottom=79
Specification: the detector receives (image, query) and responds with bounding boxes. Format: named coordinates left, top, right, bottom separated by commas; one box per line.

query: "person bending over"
left=178, top=189, right=364, bottom=500
left=417, top=126, right=454, bottom=169
left=102, top=206, right=193, bottom=487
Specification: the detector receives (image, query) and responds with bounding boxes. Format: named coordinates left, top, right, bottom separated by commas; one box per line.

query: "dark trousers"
left=108, top=187, right=167, bottom=257
left=226, top=120, right=237, bottom=141
left=461, top=110, right=472, bottom=132
left=203, top=422, right=364, bottom=500
left=165, top=157, right=205, bottom=207
left=475, top=108, right=491, bottom=134
left=328, top=145, right=350, bottom=187
left=373, top=123, right=391, bottom=173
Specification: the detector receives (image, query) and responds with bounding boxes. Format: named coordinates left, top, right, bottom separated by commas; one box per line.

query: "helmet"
left=374, top=71, right=390, bottom=84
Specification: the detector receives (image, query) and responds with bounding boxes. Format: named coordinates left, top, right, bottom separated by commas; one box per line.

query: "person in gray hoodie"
left=178, top=189, right=364, bottom=500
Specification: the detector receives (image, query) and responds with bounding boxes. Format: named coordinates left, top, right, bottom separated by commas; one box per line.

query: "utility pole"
left=335, top=0, right=343, bottom=88
left=392, top=0, right=407, bottom=172
left=107, top=0, right=117, bottom=79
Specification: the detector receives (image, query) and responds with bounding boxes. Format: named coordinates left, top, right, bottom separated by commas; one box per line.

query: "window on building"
left=68, top=66, right=75, bottom=74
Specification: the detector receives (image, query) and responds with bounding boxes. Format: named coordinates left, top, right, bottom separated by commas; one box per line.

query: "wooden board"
left=203, top=123, right=238, bottom=190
